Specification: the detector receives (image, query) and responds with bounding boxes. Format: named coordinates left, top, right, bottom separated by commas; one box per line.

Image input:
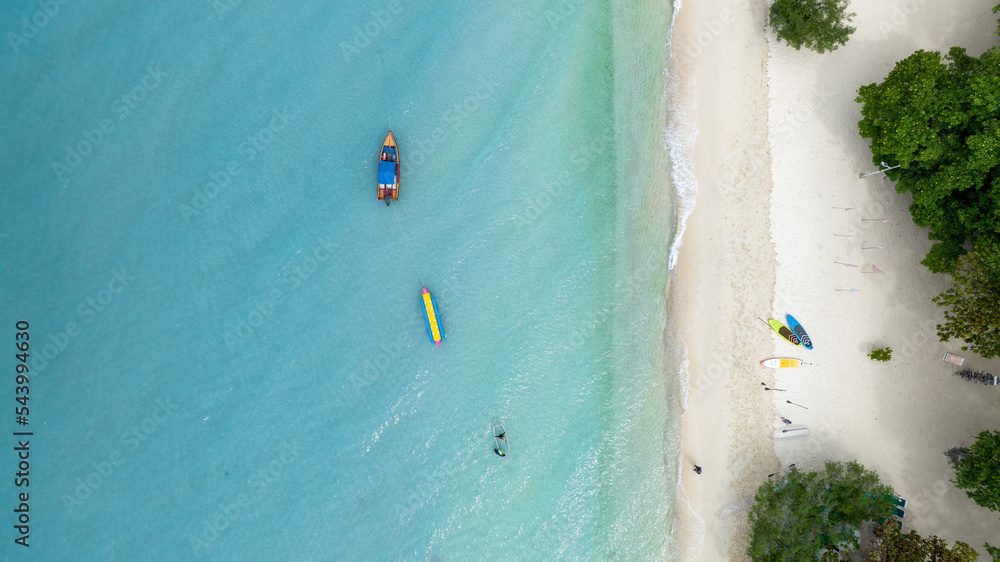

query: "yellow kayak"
left=760, top=358, right=802, bottom=369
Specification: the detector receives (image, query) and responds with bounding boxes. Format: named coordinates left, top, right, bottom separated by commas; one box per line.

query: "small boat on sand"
left=718, top=497, right=755, bottom=520
left=760, top=358, right=802, bottom=369
left=377, top=131, right=399, bottom=205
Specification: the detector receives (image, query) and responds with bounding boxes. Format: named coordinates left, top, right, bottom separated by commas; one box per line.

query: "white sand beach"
left=672, top=0, right=1000, bottom=559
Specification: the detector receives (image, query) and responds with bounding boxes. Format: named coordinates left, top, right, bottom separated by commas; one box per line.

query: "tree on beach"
left=856, top=3, right=1000, bottom=358
left=933, top=243, right=1000, bottom=359
left=768, top=0, right=856, bottom=53
left=950, top=430, right=1000, bottom=514
left=747, top=461, right=895, bottom=561
left=856, top=43, right=1000, bottom=274
left=864, top=521, right=979, bottom=561
left=867, top=347, right=893, bottom=362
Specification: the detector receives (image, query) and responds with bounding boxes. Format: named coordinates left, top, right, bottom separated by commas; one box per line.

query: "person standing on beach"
left=693, top=464, right=702, bottom=474
left=781, top=417, right=792, bottom=425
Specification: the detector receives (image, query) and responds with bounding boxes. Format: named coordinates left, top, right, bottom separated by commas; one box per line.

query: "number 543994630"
left=15, top=320, right=29, bottom=421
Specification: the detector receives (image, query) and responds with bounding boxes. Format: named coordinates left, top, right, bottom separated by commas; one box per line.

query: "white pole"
left=859, top=163, right=901, bottom=179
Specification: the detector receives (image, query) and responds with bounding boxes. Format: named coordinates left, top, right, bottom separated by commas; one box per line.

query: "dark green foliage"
left=951, top=430, right=1000, bottom=513
left=868, top=347, right=892, bottom=362
left=768, top=0, right=856, bottom=53
left=856, top=44, right=1000, bottom=274
left=747, top=461, right=895, bottom=561
left=986, top=542, right=1000, bottom=561
left=934, top=243, right=1000, bottom=358
left=865, top=521, right=979, bottom=561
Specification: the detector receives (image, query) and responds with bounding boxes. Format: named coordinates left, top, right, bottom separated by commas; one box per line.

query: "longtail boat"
left=378, top=131, right=399, bottom=206
left=421, top=287, right=443, bottom=346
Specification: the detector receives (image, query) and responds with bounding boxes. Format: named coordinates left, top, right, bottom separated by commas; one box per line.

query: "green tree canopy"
left=933, top=241, right=1000, bottom=358
left=952, top=430, right=1000, bottom=513
left=856, top=42, right=1000, bottom=273
left=747, top=461, right=895, bottom=561
left=865, top=520, right=979, bottom=561
left=769, top=0, right=856, bottom=53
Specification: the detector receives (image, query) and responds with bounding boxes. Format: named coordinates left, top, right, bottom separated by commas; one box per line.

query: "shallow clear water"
left=1, top=1, right=680, bottom=559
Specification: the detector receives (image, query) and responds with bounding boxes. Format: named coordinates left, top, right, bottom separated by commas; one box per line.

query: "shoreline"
left=669, top=0, right=778, bottom=559
left=671, top=0, right=1000, bottom=558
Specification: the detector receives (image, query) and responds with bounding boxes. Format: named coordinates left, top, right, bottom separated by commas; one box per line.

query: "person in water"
left=495, top=433, right=507, bottom=456
left=493, top=433, right=507, bottom=457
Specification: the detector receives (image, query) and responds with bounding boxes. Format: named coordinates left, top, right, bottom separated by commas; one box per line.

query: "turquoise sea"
left=1, top=1, right=683, bottom=559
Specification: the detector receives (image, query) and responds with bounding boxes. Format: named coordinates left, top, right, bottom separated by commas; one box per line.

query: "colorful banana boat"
left=421, top=287, right=443, bottom=346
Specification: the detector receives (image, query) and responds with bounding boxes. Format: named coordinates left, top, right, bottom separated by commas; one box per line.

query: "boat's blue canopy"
left=383, top=146, right=397, bottom=159
left=378, top=161, right=396, bottom=183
